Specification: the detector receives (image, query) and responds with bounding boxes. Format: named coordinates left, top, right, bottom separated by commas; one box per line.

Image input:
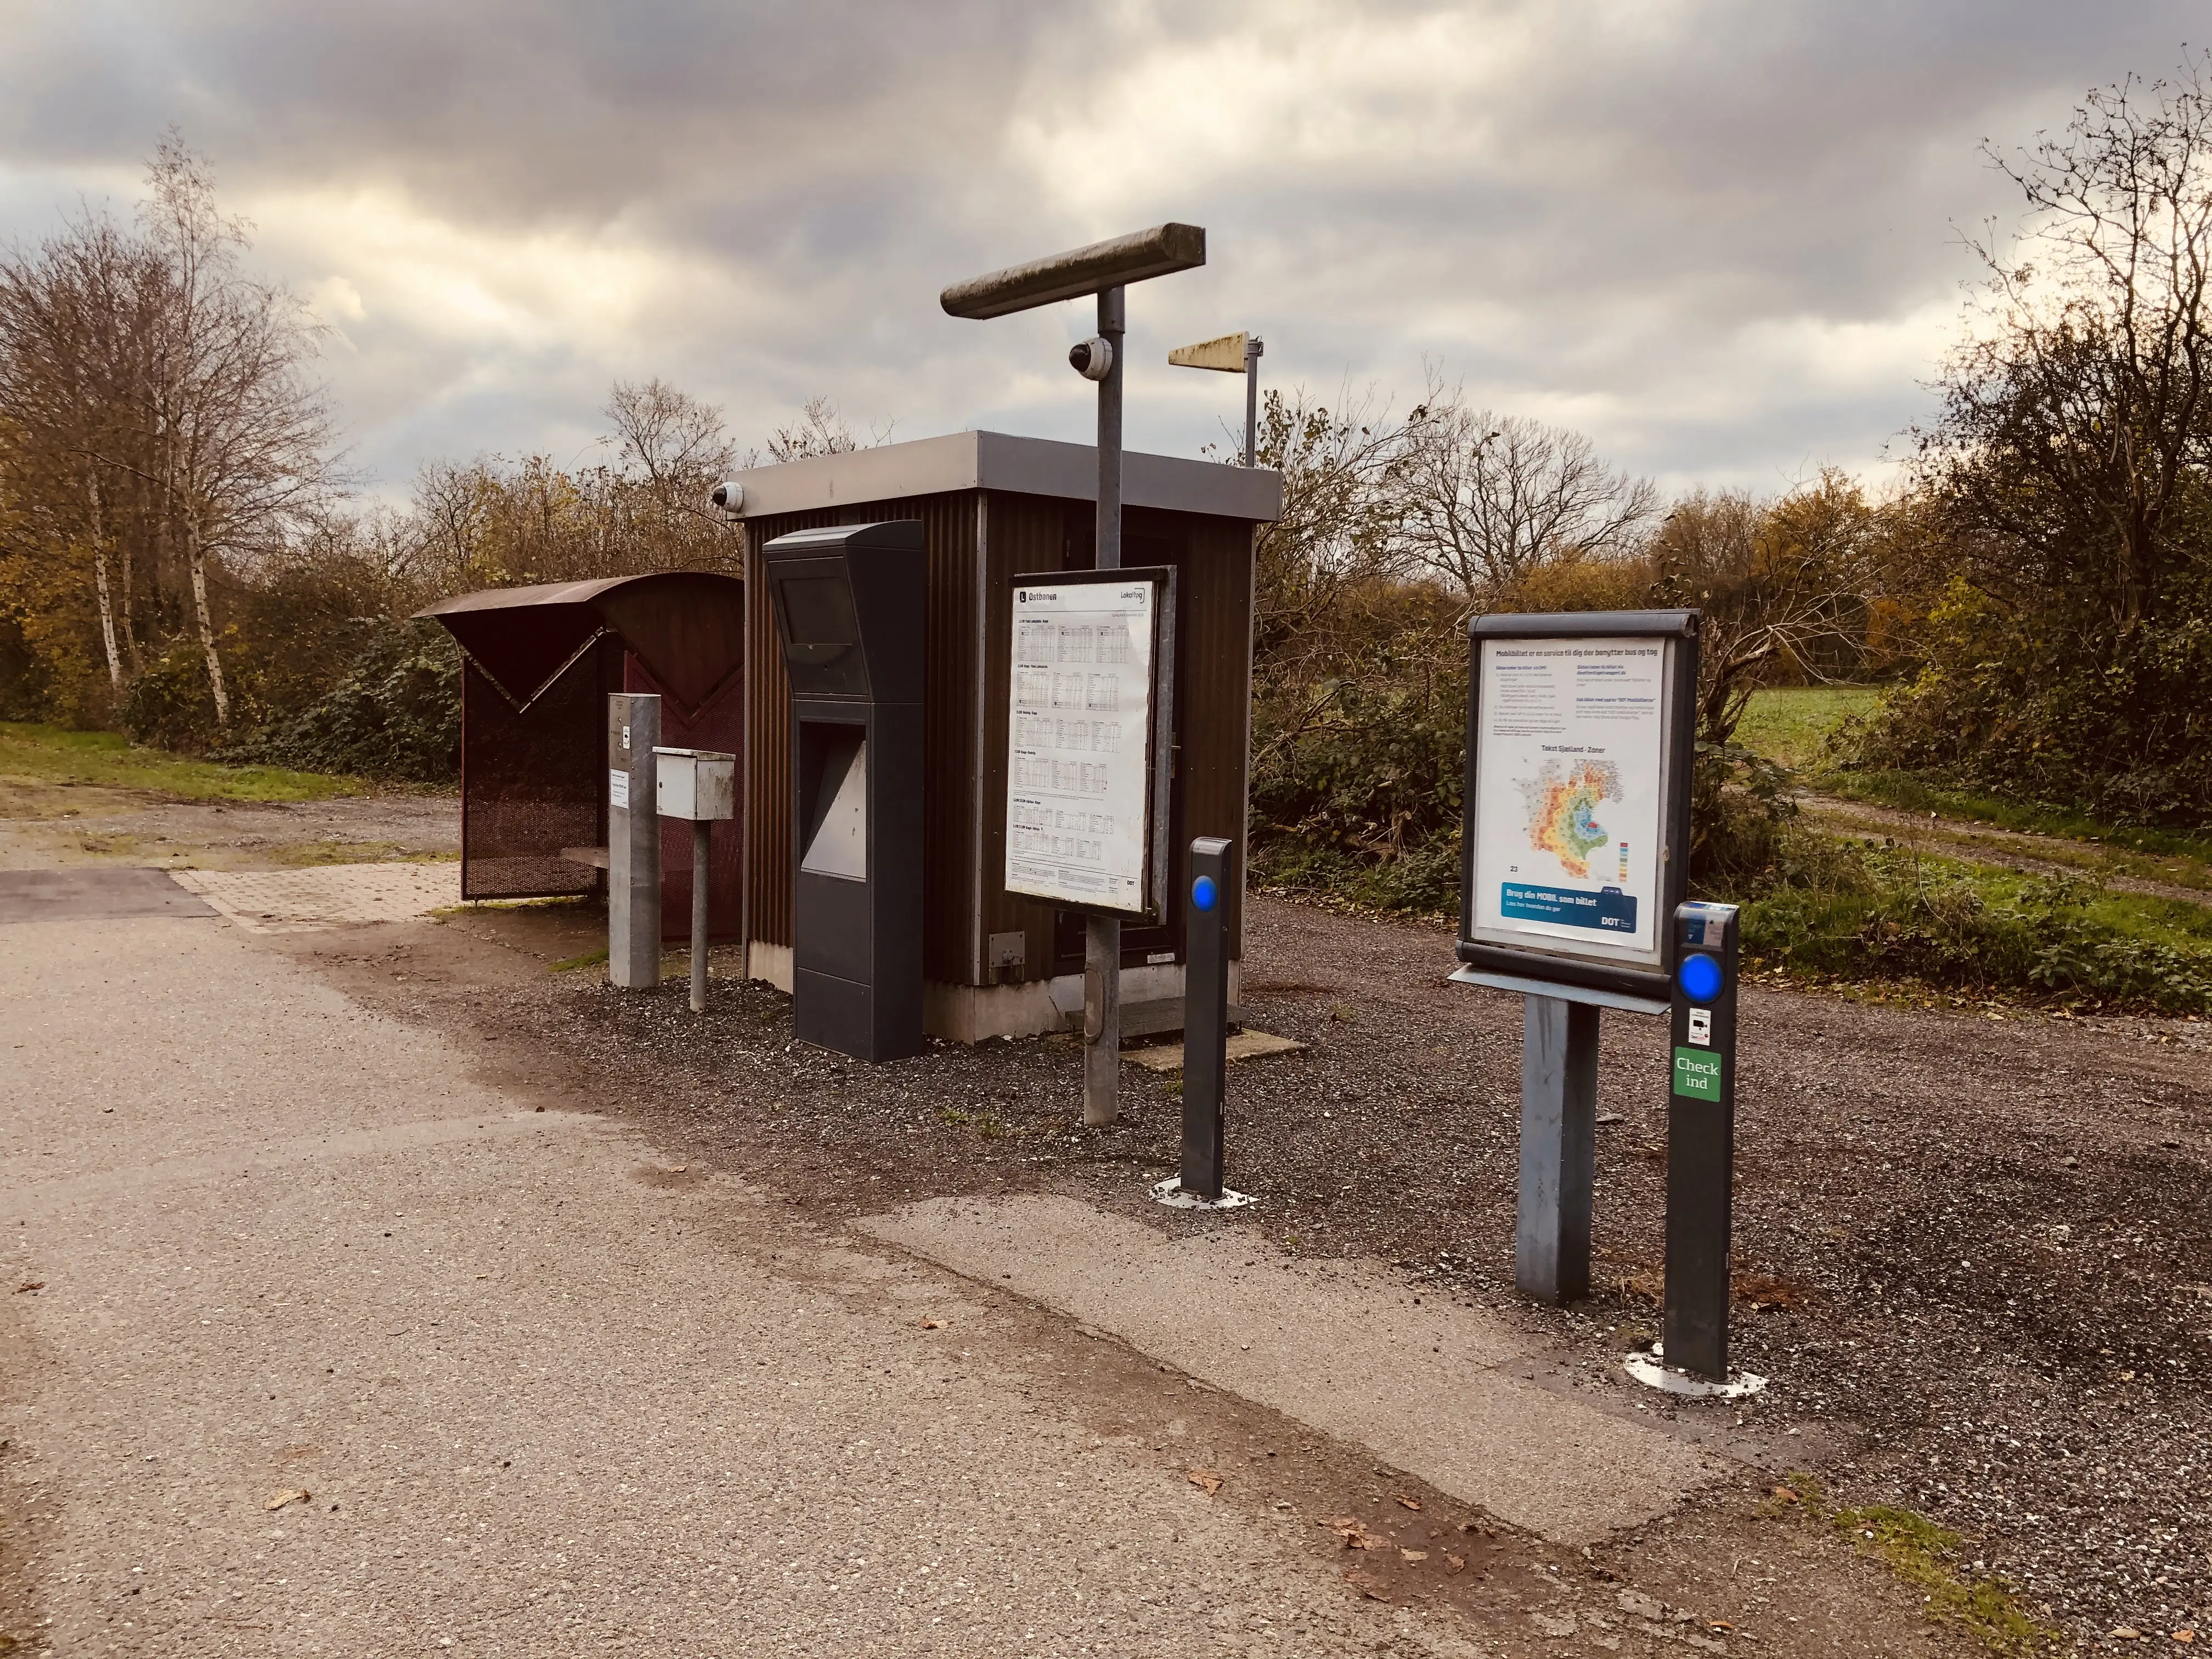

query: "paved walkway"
left=0, top=877, right=1492, bottom=1657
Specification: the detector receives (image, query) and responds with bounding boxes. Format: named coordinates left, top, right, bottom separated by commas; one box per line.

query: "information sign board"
left=1459, top=611, right=1698, bottom=997
left=1003, top=568, right=1175, bottom=919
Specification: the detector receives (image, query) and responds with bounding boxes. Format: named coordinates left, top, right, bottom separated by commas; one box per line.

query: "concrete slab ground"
left=0, top=887, right=1481, bottom=1657
left=168, top=862, right=461, bottom=933
left=861, top=1197, right=1724, bottom=1544
left=0, top=865, right=1991, bottom=1657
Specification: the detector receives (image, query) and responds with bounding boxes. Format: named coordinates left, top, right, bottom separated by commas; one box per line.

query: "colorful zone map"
left=1518, top=758, right=1623, bottom=879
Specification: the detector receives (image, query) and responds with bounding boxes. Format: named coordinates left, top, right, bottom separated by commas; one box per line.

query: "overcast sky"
left=0, top=2, right=2200, bottom=503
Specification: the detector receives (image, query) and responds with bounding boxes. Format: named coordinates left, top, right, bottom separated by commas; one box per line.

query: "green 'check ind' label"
left=1673, top=1047, right=1724, bottom=1101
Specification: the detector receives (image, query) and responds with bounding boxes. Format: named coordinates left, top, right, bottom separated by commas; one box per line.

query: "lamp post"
left=943, top=222, right=1206, bottom=1127
left=1167, top=331, right=1265, bottom=465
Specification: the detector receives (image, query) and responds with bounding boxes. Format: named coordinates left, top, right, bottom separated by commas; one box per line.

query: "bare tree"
left=761, top=394, right=892, bottom=464
left=138, top=133, right=335, bottom=726
left=0, top=215, right=166, bottom=695
left=1932, top=54, right=2212, bottom=627
left=605, top=377, right=733, bottom=488
left=1392, top=377, right=1656, bottom=601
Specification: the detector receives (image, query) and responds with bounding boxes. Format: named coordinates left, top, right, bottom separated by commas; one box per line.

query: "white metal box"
left=652, top=747, right=736, bottom=821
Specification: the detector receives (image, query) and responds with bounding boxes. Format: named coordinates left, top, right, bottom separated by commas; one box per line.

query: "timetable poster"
left=1003, top=578, right=1158, bottom=913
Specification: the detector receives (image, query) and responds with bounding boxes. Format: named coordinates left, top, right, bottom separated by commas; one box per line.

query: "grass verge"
left=1742, top=847, right=2212, bottom=1017
left=1772, top=1476, right=2057, bottom=1655
left=0, top=721, right=366, bottom=802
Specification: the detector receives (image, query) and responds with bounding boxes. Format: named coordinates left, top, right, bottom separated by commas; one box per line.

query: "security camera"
left=1068, top=337, right=1114, bottom=381
left=709, top=480, right=744, bottom=518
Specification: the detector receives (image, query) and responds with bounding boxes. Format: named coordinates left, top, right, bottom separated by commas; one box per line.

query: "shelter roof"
left=416, top=569, right=744, bottom=715
left=728, top=430, right=1282, bottom=524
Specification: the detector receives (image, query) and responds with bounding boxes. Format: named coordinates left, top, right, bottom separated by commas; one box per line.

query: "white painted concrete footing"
left=1148, top=1175, right=1256, bottom=1210
left=1623, top=1343, right=1770, bottom=1399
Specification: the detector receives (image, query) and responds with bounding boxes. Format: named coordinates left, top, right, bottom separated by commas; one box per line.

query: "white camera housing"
left=709, top=480, right=744, bottom=518
left=1068, top=337, right=1114, bottom=381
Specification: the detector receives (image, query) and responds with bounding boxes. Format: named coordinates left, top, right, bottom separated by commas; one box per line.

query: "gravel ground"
left=356, top=891, right=2212, bottom=1648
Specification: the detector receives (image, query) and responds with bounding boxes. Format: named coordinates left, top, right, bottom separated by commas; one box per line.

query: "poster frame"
left=1002, top=564, right=1178, bottom=923
left=1456, top=609, right=1700, bottom=1001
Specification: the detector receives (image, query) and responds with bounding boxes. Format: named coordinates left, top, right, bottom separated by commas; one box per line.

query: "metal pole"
left=1181, top=837, right=1231, bottom=1198
left=607, top=693, right=662, bottom=991
left=1664, top=902, right=1741, bottom=1379
left=690, top=818, right=712, bottom=1014
left=1516, top=994, right=1598, bottom=1304
left=1243, top=336, right=1263, bottom=467
left=1084, top=284, right=1126, bottom=1128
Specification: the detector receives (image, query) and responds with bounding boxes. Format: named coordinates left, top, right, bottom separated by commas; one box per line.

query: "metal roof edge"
left=411, top=569, right=744, bottom=622
left=732, top=429, right=1280, bottom=523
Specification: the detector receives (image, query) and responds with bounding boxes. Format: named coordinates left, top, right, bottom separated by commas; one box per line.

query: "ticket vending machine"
left=762, top=520, right=926, bottom=1062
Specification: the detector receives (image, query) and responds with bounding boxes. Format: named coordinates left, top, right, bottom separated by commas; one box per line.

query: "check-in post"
left=1451, top=612, right=1699, bottom=1308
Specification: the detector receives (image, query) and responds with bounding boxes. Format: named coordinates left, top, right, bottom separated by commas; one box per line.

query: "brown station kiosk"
left=732, top=430, right=1280, bottom=1042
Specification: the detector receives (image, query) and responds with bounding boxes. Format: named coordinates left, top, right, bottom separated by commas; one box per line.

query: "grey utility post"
left=1084, top=281, right=1127, bottom=1126
left=653, top=747, right=736, bottom=1015
left=1167, top=332, right=1265, bottom=466
left=1244, top=336, right=1263, bottom=466
left=942, top=221, right=1207, bottom=1129
left=1180, top=836, right=1233, bottom=1201
left=1518, top=995, right=1599, bottom=1302
left=606, top=692, right=662, bottom=990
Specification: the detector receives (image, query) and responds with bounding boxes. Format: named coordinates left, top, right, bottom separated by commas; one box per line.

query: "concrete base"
left=747, top=943, right=1242, bottom=1045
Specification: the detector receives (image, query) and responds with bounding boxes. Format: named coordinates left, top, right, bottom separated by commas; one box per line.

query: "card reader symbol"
left=1687, top=1006, right=1712, bottom=1046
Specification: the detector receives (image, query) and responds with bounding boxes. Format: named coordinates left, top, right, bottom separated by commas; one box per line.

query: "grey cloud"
left=0, top=1, right=2203, bottom=497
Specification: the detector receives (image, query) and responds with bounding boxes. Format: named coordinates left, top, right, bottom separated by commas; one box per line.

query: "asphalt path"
left=0, top=883, right=1465, bottom=1657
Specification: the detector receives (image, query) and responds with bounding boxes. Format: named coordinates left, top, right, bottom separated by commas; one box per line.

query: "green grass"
left=1820, top=768, right=2212, bottom=863
left=549, top=947, right=609, bottom=973
left=0, top=721, right=366, bottom=802
left=1734, top=686, right=1883, bottom=771
left=1742, top=847, right=2212, bottom=1014
left=1771, top=1476, right=2058, bottom=1656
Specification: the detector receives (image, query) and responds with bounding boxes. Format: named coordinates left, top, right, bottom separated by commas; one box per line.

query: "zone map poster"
left=1003, top=578, right=1159, bottom=915
left=1469, top=635, right=1671, bottom=962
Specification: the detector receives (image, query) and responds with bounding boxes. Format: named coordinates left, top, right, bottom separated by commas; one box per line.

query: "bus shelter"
left=417, top=571, right=746, bottom=936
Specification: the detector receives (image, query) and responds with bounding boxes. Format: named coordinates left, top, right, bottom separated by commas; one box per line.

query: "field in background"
left=0, top=723, right=368, bottom=802
left=1732, top=685, right=1882, bottom=771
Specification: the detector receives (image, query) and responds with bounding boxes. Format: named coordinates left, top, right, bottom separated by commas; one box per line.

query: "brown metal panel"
left=973, top=492, right=1080, bottom=984
left=1169, top=511, right=1257, bottom=961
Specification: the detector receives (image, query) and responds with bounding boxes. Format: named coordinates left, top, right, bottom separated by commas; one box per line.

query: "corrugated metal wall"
left=744, top=488, right=1255, bottom=986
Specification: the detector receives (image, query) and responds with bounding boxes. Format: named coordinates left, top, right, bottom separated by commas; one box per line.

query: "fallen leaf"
left=1400, top=1548, right=1428, bottom=1562
left=1328, top=1517, right=1389, bottom=1550
left=14, top=1283, right=41, bottom=1294
left=1709, top=1621, right=1735, bottom=1631
left=264, top=1488, right=311, bottom=1513
left=1770, top=1484, right=1802, bottom=1503
left=1445, top=1553, right=1466, bottom=1573
left=1187, top=1469, right=1223, bottom=1496
left=1341, top=1566, right=1390, bottom=1601
left=1395, top=1493, right=1423, bottom=1511
left=918, top=1318, right=944, bottom=1330
left=2109, top=1630, right=2142, bottom=1641
left=2173, top=1634, right=2196, bottom=1645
